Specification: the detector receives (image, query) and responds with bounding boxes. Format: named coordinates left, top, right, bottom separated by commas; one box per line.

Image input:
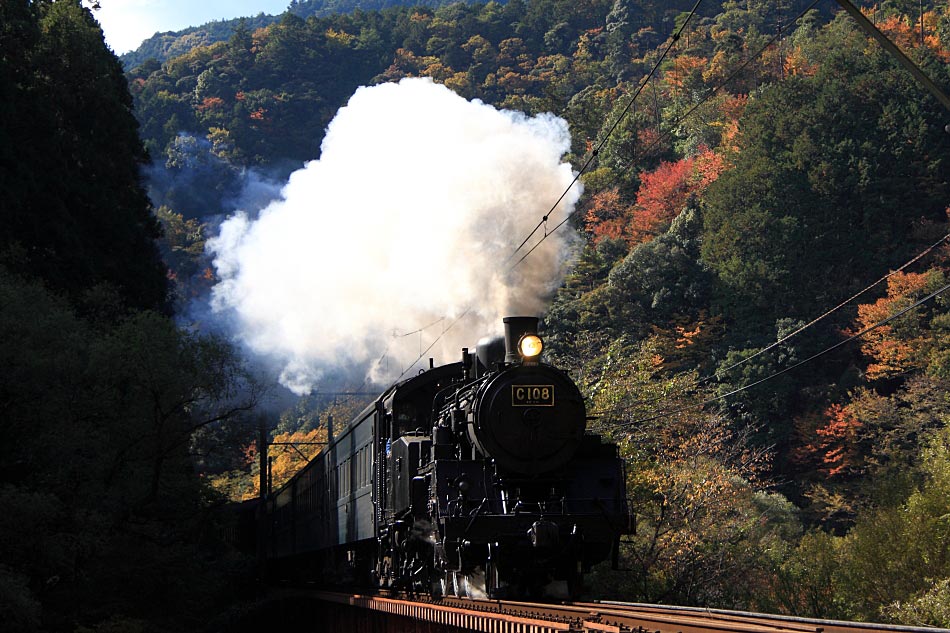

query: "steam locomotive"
left=261, top=317, right=631, bottom=599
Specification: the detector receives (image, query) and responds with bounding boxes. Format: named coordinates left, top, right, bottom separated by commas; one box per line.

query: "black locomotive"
left=262, top=317, right=631, bottom=599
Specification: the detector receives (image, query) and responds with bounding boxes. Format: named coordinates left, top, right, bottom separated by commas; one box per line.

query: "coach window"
left=365, top=446, right=371, bottom=487
left=348, top=457, right=353, bottom=494
left=360, top=447, right=367, bottom=488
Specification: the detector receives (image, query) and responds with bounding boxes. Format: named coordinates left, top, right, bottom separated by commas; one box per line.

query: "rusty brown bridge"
left=292, top=590, right=946, bottom=633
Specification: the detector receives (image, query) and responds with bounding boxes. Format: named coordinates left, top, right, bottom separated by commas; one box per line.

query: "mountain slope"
left=120, top=0, right=492, bottom=68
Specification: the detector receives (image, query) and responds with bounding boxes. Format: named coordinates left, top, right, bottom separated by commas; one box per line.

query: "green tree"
left=584, top=337, right=796, bottom=607
left=702, top=17, right=950, bottom=336
left=1, top=0, right=168, bottom=312
left=0, top=267, right=261, bottom=629
left=607, top=204, right=711, bottom=331
left=837, top=426, right=950, bottom=623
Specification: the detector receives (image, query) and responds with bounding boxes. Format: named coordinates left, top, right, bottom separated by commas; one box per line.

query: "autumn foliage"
left=197, top=96, right=225, bottom=112
left=871, top=9, right=950, bottom=63
left=812, top=404, right=864, bottom=478
left=263, top=428, right=327, bottom=497
left=664, top=54, right=708, bottom=91
left=584, top=187, right=630, bottom=244
left=855, top=270, right=941, bottom=380
left=585, top=149, right=724, bottom=246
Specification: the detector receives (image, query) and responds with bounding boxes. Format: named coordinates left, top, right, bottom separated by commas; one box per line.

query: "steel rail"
left=585, top=602, right=949, bottom=633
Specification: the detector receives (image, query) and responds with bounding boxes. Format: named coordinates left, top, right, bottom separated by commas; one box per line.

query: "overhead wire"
left=387, top=0, right=821, bottom=375
left=343, top=316, right=454, bottom=400
left=575, top=0, right=948, bottom=417
left=590, top=280, right=950, bottom=431
left=323, top=1, right=949, bottom=471
left=511, top=0, right=824, bottom=271
left=506, top=0, right=706, bottom=267
left=512, top=0, right=915, bottom=419
left=381, top=0, right=824, bottom=388
left=393, top=317, right=446, bottom=339
left=391, top=308, right=473, bottom=383
left=383, top=2, right=710, bottom=379
left=594, top=231, right=950, bottom=415
left=335, top=0, right=859, bottom=412
left=711, top=232, right=950, bottom=378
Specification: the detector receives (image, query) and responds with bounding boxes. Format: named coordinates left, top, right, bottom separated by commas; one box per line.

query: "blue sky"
left=93, top=1, right=292, bottom=55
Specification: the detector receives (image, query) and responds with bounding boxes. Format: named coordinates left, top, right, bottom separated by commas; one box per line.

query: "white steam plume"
left=207, top=78, right=581, bottom=395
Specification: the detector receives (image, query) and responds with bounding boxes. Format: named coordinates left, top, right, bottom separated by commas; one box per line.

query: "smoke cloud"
left=207, top=78, right=581, bottom=395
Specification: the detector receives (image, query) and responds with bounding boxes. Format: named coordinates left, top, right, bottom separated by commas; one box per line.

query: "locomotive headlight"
left=518, top=334, right=544, bottom=359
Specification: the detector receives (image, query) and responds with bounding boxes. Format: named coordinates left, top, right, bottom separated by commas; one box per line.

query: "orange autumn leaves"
left=797, top=261, right=950, bottom=479
left=220, top=427, right=328, bottom=501
left=585, top=149, right=724, bottom=247
left=870, top=8, right=950, bottom=63
left=855, top=269, right=947, bottom=381
left=796, top=403, right=863, bottom=478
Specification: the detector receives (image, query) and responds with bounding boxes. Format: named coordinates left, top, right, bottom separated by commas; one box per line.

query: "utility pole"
left=257, top=421, right=268, bottom=586
left=258, top=422, right=268, bottom=499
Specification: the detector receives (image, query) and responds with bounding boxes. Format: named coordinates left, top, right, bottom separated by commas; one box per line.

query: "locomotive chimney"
left=503, top=316, right=539, bottom=364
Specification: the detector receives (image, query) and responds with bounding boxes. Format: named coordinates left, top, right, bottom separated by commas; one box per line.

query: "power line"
left=590, top=280, right=950, bottom=431
left=387, top=0, right=762, bottom=382
left=383, top=6, right=708, bottom=380
left=510, top=0, right=824, bottom=271
left=712, top=232, right=950, bottom=378
left=506, top=0, right=707, bottom=266
left=601, top=231, right=950, bottom=414
left=325, top=0, right=879, bottom=410
left=391, top=309, right=472, bottom=383
left=339, top=316, right=450, bottom=403
left=382, top=0, right=819, bottom=393
left=394, top=317, right=445, bottom=338
left=324, top=312, right=470, bottom=431
left=562, top=0, right=946, bottom=417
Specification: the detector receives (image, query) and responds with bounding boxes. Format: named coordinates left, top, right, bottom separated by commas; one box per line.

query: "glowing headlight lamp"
left=503, top=316, right=544, bottom=365
left=518, top=334, right=544, bottom=360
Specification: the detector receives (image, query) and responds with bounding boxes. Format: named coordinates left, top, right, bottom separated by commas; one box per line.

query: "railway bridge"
left=235, top=590, right=948, bottom=633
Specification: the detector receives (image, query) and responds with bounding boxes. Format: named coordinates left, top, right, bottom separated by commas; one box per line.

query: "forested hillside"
left=3, top=0, right=950, bottom=629
left=1, top=2, right=263, bottom=631
left=129, top=0, right=950, bottom=623
left=119, top=0, right=504, bottom=69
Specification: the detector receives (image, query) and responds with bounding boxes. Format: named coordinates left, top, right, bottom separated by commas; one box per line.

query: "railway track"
left=314, top=590, right=949, bottom=633
left=569, top=601, right=944, bottom=633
